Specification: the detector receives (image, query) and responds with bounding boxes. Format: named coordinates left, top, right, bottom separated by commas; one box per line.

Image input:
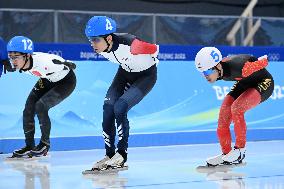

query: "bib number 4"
left=106, top=19, right=113, bottom=31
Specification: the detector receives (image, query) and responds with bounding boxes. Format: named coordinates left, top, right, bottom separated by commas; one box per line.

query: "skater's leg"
left=230, top=77, right=274, bottom=148
left=12, top=80, right=47, bottom=157
left=103, top=69, right=126, bottom=158
left=102, top=103, right=116, bottom=158
left=34, top=71, right=76, bottom=150
left=222, top=88, right=261, bottom=163
left=231, top=88, right=261, bottom=149
left=113, top=98, right=129, bottom=160
left=115, top=70, right=157, bottom=161
left=23, top=92, right=38, bottom=148
left=207, top=92, right=247, bottom=165
left=217, top=81, right=249, bottom=154
left=207, top=95, right=234, bottom=166
left=23, top=79, right=49, bottom=148
left=207, top=82, right=245, bottom=166
left=88, top=70, right=126, bottom=170
left=222, top=79, right=274, bottom=163
left=217, top=95, right=235, bottom=154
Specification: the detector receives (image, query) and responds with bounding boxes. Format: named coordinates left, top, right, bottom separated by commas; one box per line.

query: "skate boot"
left=206, top=154, right=225, bottom=166
left=92, top=156, right=111, bottom=170
left=82, top=152, right=128, bottom=174
left=104, top=152, right=126, bottom=169
left=82, top=156, right=111, bottom=174
left=11, top=146, right=33, bottom=158
left=222, top=147, right=246, bottom=164
left=30, top=142, right=49, bottom=157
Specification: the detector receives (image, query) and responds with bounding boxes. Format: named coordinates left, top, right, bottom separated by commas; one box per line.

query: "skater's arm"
left=52, top=59, right=76, bottom=70
left=242, top=55, right=268, bottom=77
left=130, top=39, right=157, bottom=55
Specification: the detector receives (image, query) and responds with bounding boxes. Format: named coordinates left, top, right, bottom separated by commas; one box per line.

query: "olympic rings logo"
left=47, top=50, right=63, bottom=57
left=268, top=53, right=280, bottom=61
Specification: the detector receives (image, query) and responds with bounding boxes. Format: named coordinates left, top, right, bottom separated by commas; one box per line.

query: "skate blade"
left=82, top=165, right=128, bottom=175
left=196, top=162, right=246, bottom=173
left=25, top=154, right=50, bottom=161
left=4, top=154, right=50, bottom=162
left=4, top=156, right=30, bottom=161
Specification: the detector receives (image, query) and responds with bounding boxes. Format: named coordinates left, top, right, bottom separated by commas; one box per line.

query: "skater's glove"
left=52, top=59, right=76, bottom=70
left=258, top=55, right=268, bottom=60
left=2, top=59, right=16, bottom=73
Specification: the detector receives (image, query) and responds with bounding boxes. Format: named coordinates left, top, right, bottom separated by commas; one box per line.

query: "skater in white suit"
left=7, top=36, right=76, bottom=158
left=84, top=16, right=159, bottom=173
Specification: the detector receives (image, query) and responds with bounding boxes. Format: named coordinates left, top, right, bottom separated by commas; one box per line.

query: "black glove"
left=52, top=59, right=76, bottom=70
left=2, top=59, right=16, bottom=73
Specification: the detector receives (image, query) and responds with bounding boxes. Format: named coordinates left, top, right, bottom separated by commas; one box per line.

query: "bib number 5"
left=210, top=50, right=220, bottom=63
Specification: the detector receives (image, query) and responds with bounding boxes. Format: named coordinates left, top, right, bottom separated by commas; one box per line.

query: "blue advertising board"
left=34, top=43, right=284, bottom=62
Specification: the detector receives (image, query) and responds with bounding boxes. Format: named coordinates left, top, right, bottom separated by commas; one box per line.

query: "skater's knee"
left=103, top=103, right=114, bottom=112
left=35, top=100, right=48, bottom=114
left=217, top=126, right=229, bottom=135
left=114, top=99, right=128, bottom=117
left=23, top=107, right=32, bottom=117
left=23, top=102, right=36, bottom=117
left=103, top=103, right=114, bottom=118
left=231, top=102, right=245, bottom=115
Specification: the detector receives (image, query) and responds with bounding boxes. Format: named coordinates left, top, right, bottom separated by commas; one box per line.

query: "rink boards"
left=0, top=59, right=284, bottom=153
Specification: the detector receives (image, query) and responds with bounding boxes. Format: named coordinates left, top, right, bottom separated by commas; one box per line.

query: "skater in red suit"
left=195, top=47, right=274, bottom=166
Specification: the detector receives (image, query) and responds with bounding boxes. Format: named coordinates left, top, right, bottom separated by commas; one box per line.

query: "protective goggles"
left=88, top=36, right=103, bottom=43
left=202, top=68, right=216, bottom=76
left=8, top=55, right=25, bottom=62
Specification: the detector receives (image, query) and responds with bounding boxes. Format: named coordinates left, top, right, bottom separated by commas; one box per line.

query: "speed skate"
left=82, top=165, right=128, bottom=175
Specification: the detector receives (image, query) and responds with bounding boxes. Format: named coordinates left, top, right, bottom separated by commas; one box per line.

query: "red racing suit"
left=217, top=54, right=274, bottom=154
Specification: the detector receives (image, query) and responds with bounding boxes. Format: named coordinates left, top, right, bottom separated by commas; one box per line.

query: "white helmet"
left=195, top=47, right=222, bottom=72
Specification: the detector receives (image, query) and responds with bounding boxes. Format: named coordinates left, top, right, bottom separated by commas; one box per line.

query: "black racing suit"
left=221, top=54, right=274, bottom=102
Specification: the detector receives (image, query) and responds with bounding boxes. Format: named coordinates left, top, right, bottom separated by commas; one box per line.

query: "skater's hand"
left=52, top=59, right=76, bottom=70
left=258, top=55, right=268, bottom=60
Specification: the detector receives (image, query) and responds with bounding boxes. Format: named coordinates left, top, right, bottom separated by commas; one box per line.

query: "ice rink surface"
left=1, top=140, right=284, bottom=189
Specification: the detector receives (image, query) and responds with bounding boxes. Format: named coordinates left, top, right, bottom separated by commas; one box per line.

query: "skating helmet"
left=85, top=16, right=117, bottom=38
left=195, top=47, right=222, bottom=72
left=7, top=36, right=34, bottom=54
